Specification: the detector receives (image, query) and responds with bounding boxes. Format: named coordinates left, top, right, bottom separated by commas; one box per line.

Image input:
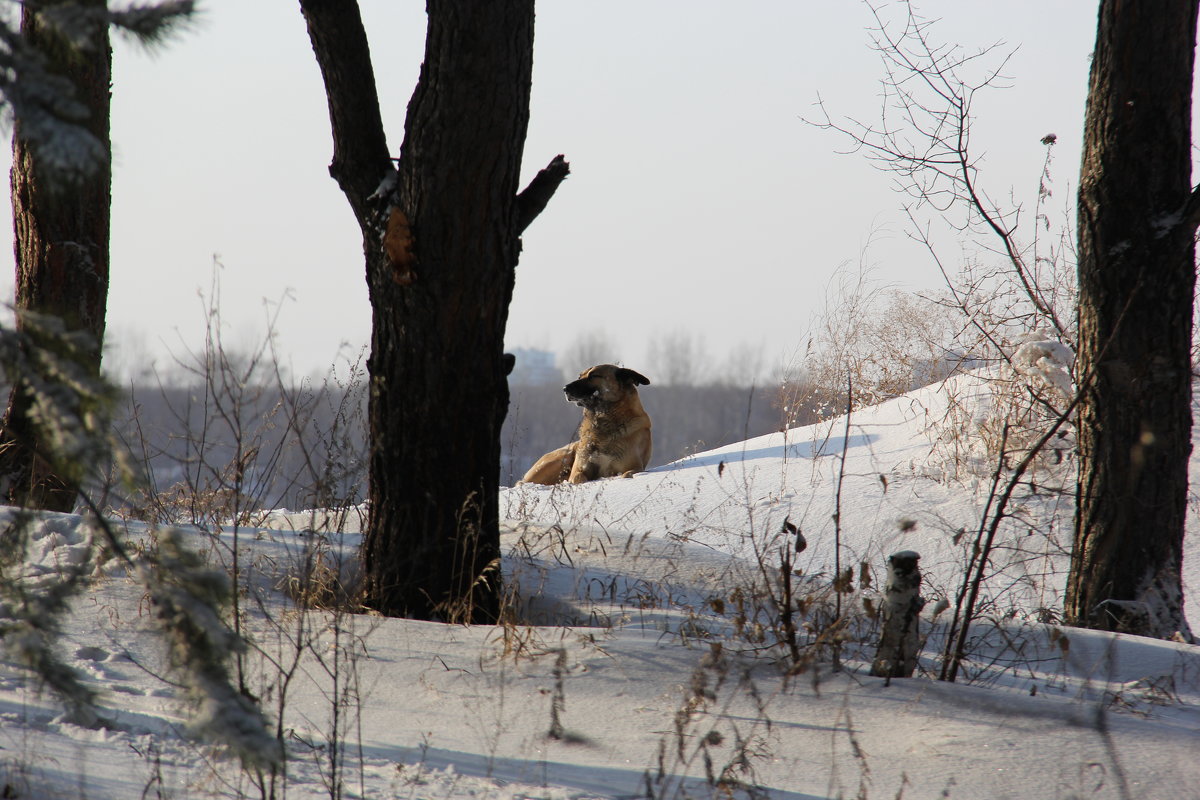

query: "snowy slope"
left=1, top=371, right=1198, bottom=800
left=504, top=370, right=1144, bottom=624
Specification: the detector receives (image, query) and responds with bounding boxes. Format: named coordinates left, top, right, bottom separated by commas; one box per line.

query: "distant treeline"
left=503, top=380, right=788, bottom=484
left=112, top=379, right=369, bottom=521
left=107, top=373, right=801, bottom=516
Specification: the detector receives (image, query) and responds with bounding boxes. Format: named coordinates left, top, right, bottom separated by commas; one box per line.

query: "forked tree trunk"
left=0, top=5, right=111, bottom=511
left=1066, top=1, right=1199, bottom=639
left=363, top=3, right=534, bottom=622
left=303, top=1, right=563, bottom=621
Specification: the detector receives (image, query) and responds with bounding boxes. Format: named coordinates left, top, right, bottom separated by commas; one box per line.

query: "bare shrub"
left=280, top=529, right=364, bottom=612
left=642, top=644, right=772, bottom=800
left=114, top=275, right=368, bottom=527
left=780, top=262, right=969, bottom=425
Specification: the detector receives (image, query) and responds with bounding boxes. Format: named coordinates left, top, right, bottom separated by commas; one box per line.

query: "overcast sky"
left=2, top=2, right=1116, bottom=382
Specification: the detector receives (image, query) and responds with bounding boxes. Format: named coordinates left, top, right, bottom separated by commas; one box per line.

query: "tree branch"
left=299, top=0, right=393, bottom=227
left=516, top=154, right=570, bottom=234
left=808, top=1, right=1069, bottom=340
left=1181, top=183, right=1200, bottom=233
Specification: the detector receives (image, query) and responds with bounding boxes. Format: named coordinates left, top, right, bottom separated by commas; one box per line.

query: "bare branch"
left=806, top=0, right=1069, bottom=340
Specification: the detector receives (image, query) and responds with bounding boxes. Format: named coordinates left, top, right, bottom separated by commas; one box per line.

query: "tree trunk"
left=364, top=0, right=534, bottom=623
left=1066, top=1, right=1198, bottom=639
left=0, top=4, right=111, bottom=511
left=870, top=551, right=923, bottom=679
left=303, top=1, right=553, bottom=621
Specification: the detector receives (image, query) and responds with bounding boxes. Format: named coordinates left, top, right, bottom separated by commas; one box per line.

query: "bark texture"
left=303, top=1, right=549, bottom=621
left=1066, top=0, right=1199, bottom=639
left=870, top=551, right=923, bottom=679
left=0, top=4, right=111, bottom=511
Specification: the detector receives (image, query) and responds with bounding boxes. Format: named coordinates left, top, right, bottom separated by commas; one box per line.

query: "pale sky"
left=3, top=1, right=1104, bottom=382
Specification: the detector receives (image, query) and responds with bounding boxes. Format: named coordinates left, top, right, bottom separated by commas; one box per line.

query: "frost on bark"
left=870, top=551, right=923, bottom=679
left=302, top=1, right=566, bottom=621
left=0, top=4, right=112, bottom=511
left=1065, top=0, right=1199, bottom=640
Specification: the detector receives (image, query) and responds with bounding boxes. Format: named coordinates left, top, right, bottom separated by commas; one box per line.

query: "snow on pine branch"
left=0, top=309, right=279, bottom=767
left=0, top=0, right=196, bottom=182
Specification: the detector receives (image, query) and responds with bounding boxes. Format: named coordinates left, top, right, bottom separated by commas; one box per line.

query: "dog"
left=520, top=364, right=652, bottom=485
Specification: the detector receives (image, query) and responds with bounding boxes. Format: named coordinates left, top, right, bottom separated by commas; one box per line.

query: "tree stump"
left=870, top=550, right=924, bottom=679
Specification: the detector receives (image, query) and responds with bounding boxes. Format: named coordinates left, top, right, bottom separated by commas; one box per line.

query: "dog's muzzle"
left=564, top=379, right=600, bottom=406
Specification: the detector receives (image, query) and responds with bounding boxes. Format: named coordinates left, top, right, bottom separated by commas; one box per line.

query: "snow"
left=1011, top=334, right=1076, bottom=400
left=2, top=366, right=1199, bottom=799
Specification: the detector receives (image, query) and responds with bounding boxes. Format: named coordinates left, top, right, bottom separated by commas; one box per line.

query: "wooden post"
left=870, top=550, right=923, bottom=679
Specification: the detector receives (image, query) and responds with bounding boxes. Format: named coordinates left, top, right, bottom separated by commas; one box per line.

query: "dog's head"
left=564, top=364, right=650, bottom=410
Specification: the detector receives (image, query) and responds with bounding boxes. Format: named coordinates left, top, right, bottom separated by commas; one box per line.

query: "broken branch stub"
left=870, top=550, right=924, bottom=679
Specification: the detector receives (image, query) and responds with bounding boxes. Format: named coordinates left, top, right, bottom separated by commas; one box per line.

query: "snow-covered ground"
left=3, top=369, right=1199, bottom=799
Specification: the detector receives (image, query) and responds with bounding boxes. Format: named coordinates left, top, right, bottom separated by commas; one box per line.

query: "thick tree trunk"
left=1066, top=1, right=1198, bottom=639
left=365, top=2, right=534, bottom=622
left=303, top=1, right=547, bottom=621
left=0, top=5, right=111, bottom=511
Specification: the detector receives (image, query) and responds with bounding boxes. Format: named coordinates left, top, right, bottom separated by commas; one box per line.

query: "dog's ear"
left=616, top=367, right=650, bottom=387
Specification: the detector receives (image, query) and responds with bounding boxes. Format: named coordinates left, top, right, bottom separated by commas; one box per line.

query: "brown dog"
left=520, top=364, right=652, bottom=485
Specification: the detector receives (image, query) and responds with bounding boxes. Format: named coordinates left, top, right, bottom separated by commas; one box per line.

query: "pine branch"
left=107, top=1, right=197, bottom=48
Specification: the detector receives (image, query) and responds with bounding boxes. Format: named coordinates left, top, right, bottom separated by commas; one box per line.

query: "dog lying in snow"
left=520, top=364, right=652, bottom=484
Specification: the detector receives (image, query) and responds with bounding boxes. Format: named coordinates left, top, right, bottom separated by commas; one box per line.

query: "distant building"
left=508, top=347, right=563, bottom=385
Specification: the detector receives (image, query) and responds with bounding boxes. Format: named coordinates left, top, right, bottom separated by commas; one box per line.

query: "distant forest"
left=108, top=349, right=798, bottom=519
left=504, top=377, right=785, bottom=484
